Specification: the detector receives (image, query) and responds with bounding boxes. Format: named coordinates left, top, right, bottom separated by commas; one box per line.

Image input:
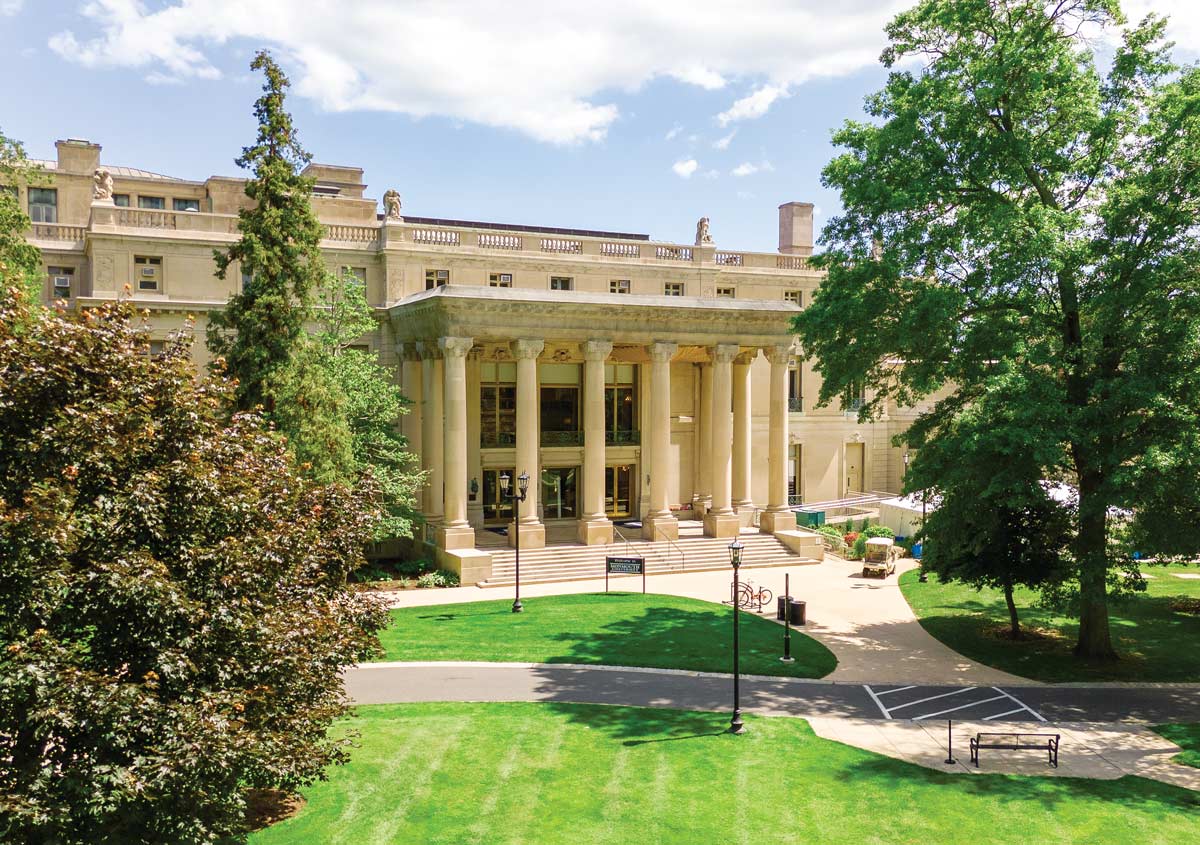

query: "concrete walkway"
left=373, top=554, right=1031, bottom=686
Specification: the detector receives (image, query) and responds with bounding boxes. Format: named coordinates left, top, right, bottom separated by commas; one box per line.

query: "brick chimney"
left=777, top=202, right=813, bottom=256
left=55, top=138, right=101, bottom=174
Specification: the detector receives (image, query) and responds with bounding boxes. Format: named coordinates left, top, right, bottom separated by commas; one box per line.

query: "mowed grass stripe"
left=461, top=714, right=538, bottom=844
left=377, top=592, right=837, bottom=679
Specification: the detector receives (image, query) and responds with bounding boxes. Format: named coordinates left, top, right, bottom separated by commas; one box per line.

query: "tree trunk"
left=1074, top=471, right=1118, bottom=661
left=1003, top=581, right=1021, bottom=640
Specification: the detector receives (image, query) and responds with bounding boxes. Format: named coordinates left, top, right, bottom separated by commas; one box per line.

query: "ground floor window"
left=605, top=464, right=633, bottom=518
left=541, top=467, right=578, bottom=519
left=788, top=444, right=802, bottom=505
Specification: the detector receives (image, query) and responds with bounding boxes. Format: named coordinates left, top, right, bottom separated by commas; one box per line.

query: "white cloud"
left=702, top=169, right=720, bottom=180
left=731, top=159, right=774, bottom=177
left=664, top=123, right=684, bottom=141
left=718, top=84, right=789, bottom=126
left=1122, top=2, right=1200, bottom=55
left=672, top=158, right=699, bottom=179
left=0, top=0, right=24, bottom=15
left=713, top=130, right=737, bottom=150
left=45, top=0, right=912, bottom=144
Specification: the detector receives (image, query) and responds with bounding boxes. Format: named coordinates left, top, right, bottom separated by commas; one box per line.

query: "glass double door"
left=481, top=468, right=515, bottom=525
left=541, top=467, right=577, bottom=520
left=483, top=465, right=633, bottom=523
left=604, top=465, right=633, bottom=519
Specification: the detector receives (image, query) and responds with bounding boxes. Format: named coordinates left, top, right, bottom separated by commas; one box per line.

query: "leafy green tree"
left=0, top=128, right=43, bottom=296
left=0, top=278, right=389, bottom=844
left=313, top=270, right=422, bottom=540
left=206, top=50, right=351, bottom=479
left=795, top=0, right=1200, bottom=660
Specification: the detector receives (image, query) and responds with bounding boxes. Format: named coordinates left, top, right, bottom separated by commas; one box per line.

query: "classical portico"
left=390, top=284, right=799, bottom=579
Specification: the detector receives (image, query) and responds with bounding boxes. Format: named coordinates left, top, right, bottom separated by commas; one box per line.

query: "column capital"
left=581, top=339, right=613, bottom=362
left=511, top=338, right=545, bottom=360
left=647, top=341, right=678, bottom=363
left=439, top=336, right=474, bottom=358
left=734, top=348, right=759, bottom=366
left=416, top=340, right=443, bottom=360
left=764, top=343, right=795, bottom=365
left=711, top=343, right=739, bottom=365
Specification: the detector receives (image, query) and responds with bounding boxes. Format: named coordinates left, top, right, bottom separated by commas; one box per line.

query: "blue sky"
left=2, top=1, right=1195, bottom=252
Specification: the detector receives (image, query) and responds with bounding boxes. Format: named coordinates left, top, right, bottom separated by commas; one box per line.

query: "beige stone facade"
left=13, top=138, right=924, bottom=577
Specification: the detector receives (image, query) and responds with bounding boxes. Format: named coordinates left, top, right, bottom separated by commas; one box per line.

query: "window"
left=480, top=361, right=517, bottom=448
left=138, top=196, right=165, bottom=210
left=788, top=367, right=802, bottom=412
left=173, top=198, right=200, bottom=212
left=604, top=363, right=638, bottom=444
left=241, top=267, right=254, bottom=293
left=28, top=187, right=57, bottom=223
left=784, top=289, right=802, bottom=305
left=550, top=276, right=573, bottom=291
left=48, top=265, right=74, bottom=299
left=134, top=256, right=163, bottom=291
left=425, top=269, right=449, bottom=290
left=113, top=194, right=130, bottom=207
left=845, top=382, right=865, bottom=414
left=716, top=286, right=736, bottom=298
left=664, top=282, right=685, bottom=296
left=610, top=279, right=630, bottom=294
left=147, top=340, right=165, bottom=357
left=489, top=272, right=513, bottom=288
left=342, top=266, right=367, bottom=287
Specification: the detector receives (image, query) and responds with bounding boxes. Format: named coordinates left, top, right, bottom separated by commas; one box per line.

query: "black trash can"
left=788, top=599, right=807, bottom=626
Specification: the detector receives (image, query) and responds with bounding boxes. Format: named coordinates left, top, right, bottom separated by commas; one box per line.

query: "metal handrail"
left=610, top=525, right=637, bottom=559
left=655, top=524, right=686, bottom=571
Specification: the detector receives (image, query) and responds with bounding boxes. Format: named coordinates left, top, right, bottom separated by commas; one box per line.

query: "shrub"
left=843, top=531, right=860, bottom=546
left=416, top=572, right=441, bottom=589
left=863, top=525, right=895, bottom=539
left=438, top=569, right=461, bottom=587
left=816, top=524, right=844, bottom=540
left=852, top=535, right=868, bottom=559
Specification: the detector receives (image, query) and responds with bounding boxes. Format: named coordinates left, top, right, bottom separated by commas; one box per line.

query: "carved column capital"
left=764, top=343, right=794, bottom=365
left=416, top=340, right=443, bottom=360
left=711, top=343, right=739, bottom=365
left=647, top=341, right=678, bottom=363
left=734, top=348, right=759, bottom=366
left=511, top=338, right=545, bottom=360
left=439, top=336, right=474, bottom=358
left=582, top=339, right=613, bottom=362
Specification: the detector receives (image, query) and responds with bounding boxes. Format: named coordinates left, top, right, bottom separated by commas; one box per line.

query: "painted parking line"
left=875, top=685, right=916, bottom=697
left=862, top=685, right=1048, bottom=723
left=913, top=694, right=1009, bottom=720
left=863, top=684, right=893, bottom=720
left=886, top=687, right=977, bottom=714
left=991, top=686, right=1047, bottom=722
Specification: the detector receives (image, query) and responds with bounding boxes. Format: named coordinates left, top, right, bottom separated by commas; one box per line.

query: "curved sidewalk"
left=376, top=555, right=1032, bottom=686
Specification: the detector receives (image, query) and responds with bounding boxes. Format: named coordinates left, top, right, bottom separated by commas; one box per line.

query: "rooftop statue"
left=383, top=189, right=403, bottom=221
left=694, top=216, right=713, bottom=246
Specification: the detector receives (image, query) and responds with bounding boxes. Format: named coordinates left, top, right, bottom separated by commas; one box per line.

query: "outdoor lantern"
left=517, top=471, right=530, bottom=497
left=470, top=477, right=479, bottom=496
left=499, top=472, right=510, bottom=495
left=903, top=451, right=910, bottom=468
left=728, top=539, right=744, bottom=568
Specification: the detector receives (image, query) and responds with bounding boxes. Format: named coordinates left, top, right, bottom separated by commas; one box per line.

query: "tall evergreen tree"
left=207, top=51, right=351, bottom=480
left=795, top=0, right=1200, bottom=660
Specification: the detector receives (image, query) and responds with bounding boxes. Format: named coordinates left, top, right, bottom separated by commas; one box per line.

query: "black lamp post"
left=905, top=451, right=928, bottom=582
left=728, top=538, right=746, bottom=735
left=500, top=471, right=530, bottom=613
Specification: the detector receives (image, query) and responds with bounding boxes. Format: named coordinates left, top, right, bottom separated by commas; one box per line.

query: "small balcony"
left=788, top=397, right=803, bottom=412
left=481, top=432, right=516, bottom=449
left=541, top=430, right=583, bottom=447
left=606, top=429, right=640, bottom=446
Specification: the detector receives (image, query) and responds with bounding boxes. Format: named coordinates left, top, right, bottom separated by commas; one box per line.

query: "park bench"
left=969, top=732, right=1060, bottom=768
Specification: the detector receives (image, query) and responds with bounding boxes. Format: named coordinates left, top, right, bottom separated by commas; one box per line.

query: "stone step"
left=478, top=556, right=819, bottom=588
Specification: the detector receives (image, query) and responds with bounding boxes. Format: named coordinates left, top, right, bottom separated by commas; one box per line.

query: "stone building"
left=13, top=138, right=921, bottom=579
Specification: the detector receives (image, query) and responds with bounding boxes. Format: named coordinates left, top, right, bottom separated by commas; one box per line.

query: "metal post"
left=945, top=719, right=955, bottom=765
left=781, top=572, right=794, bottom=663
left=513, top=509, right=522, bottom=613
left=919, top=491, right=929, bottom=582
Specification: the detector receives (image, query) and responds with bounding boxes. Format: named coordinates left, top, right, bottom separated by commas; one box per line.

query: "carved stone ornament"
left=92, top=168, right=113, bottom=201
left=383, top=189, right=403, bottom=221
left=694, top=216, right=713, bottom=246
left=551, top=348, right=572, bottom=363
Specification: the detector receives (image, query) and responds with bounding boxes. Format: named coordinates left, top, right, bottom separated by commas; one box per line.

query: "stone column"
left=510, top=339, right=546, bottom=549
left=466, top=350, right=484, bottom=529
left=578, top=339, right=614, bottom=544
left=704, top=344, right=740, bottom=538
left=399, top=342, right=422, bottom=467
left=694, top=363, right=713, bottom=516
left=761, top=344, right=794, bottom=534
left=418, top=341, right=444, bottom=535
left=642, top=341, right=679, bottom=541
left=438, top=336, right=475, bottom=551
left=732, top=349, right=756, bottom=517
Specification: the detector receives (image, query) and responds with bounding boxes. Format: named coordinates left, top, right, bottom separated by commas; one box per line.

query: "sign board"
left=605, top=556, right=647, bottom=593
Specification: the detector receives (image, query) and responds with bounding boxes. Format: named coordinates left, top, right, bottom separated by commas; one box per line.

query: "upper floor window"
left=28, top=187, right=57, bottom=223
left=135, top=256, right=163, bottom=292
left=664, top=282, right=685, bottom=296
left=147, top=340, right=166, bottom=357
left=784, top=289, right=802, bottom=305
left=138, top=196, right=165, bottom=210
left=489, top=272, right=513, bottom=288
left=610, top=279, right=630, bottom=294
left=173, top=198, right=200, bottom=212
left=342, top=266, right=367, bottom=287
left=716, top=286, right=736, bottom=299
left=113, top=194, right=130, bottom=207
left=48, top=265, right=74, bottom=299
left=241, top=268, right=254, bottom=293
left=788, top=367, right=802, bottom=412
left=550, top=276, right=573, bottom=291
left=844, top=382, right=865, bottom=414
left=425, top=269, right=449, bottom=290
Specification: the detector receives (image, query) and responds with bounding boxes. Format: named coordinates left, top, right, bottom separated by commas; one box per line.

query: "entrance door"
left=605, top=465, right=633, bottom=519
left=845, top=443, right=864, bottom=495
left=482, top=468, right=515, bottom=525
left=541, top=467, right=578, bottom=519
left=788, top=444, right=802, bottom=505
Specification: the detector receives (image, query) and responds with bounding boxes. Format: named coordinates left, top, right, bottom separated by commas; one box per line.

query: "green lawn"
left=251, top=702, right=1200, bottom=845
left=375, top=592, right=837, bottom=679
left=900, top=565, right=1200, bottom=682
left=1152, top=724, right=1200, bottom=769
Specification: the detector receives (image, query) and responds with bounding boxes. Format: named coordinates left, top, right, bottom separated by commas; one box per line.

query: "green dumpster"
left=797, top=510, right=825, bottom=528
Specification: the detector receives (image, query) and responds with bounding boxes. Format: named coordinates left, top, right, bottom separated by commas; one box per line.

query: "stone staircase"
left=477, top=523, right=822, bottom=588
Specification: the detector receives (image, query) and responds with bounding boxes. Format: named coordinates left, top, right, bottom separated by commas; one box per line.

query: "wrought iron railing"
left=788, top=494, right=804, bottom=507
left=788, top=397, right=803, bottom=412
left=480, top=432, right=516, bottom=448
left=605, top=429, right=640, bottom=446
left=541, top=430, right=583, bottom=447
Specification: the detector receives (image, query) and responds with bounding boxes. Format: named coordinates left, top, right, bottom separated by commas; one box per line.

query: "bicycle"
left=735, top=580, right=773, bottom=613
